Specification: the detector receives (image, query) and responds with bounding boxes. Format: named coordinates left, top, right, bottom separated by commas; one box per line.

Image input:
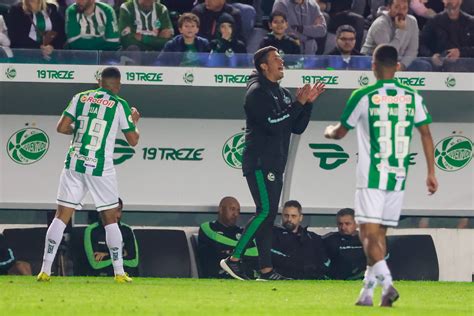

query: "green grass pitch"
left=1, top=276, right=472, bottom=315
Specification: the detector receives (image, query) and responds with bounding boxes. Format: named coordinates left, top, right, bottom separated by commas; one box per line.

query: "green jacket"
left=119, top=0, right=173, bottom=51
left=84, top=222, right=139, bottom=271
left=65, top=1, right=120, bottom=50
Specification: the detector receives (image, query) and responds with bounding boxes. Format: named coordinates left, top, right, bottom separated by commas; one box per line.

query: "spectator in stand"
left=197, top=196, right=258, bottom=278
left=210, top=13, right=246, bottom=54
left=209, top=12, right=247, bottom=66
left=369, top=0, right=444, bottom=28
left=259, top=11, right=301, bottom=56
left=271, top=200, right=329, bottom=280
left=0, top=233, right=32, bottom=276
left=362, top=0, right=432, bottom=71
left=160, top=12, right=210, bottom=66
left=119, top=0, right=173, bottom=51
left=317, top=0, right=366, bottom=51
left=323, top=208, right=366, bottom=280
left=65, top=0, right=120, bottom=50
left=84, top=198, right=139, bottom=277
left=272, top=0, right=327, bottom=55
left=327, top=24, right=371, bottom=69
left=192, top=0, right=244, bottom=43
left=420, top=0, right=474, bottom=72
left=6, top=0, right=65, bottom=58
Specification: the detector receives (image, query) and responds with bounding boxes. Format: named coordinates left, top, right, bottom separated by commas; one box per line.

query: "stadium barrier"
left=0, top=64, right=472, bottom=216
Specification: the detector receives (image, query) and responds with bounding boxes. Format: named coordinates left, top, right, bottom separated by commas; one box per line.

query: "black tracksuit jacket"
left=242, top=71, right=312, bottom=175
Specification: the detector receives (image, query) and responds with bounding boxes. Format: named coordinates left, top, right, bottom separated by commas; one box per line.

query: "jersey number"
left=374, top=121, right=410, bottom=159
left=75, top=116, right=107, bottom=151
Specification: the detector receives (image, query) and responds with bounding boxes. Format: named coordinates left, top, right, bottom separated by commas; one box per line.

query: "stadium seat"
left=190, top=233, right=203, bottom=278
left=2, top=227, right=54, bottom=275
left=386, top=235, right=439, bottom=281
left=134, top=229, right=192, bottom=277
left=70, top=226, right=91, bottom=276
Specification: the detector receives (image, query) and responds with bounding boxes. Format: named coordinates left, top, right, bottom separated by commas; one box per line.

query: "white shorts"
left=354, top=188, right=405, bottom=227
left=57, top=168, right=119, bottom=212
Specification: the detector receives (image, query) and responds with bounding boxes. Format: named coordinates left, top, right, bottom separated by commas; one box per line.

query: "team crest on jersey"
left=80, top=95, right=116, bottom=108
left=283, top=95, right=291, bottom=104
left=371, top=94, right=412, bottom=105
left=267, top=172, right=275, bottom=182
left=154, top=19, right=162, bottom=29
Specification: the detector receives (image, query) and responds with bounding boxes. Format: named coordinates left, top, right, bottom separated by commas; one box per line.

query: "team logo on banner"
left=7, top=128, right=49, bottom=165
left=445, top=76, right=456, bottom=88
left=183, top=71, right=194, bottom=84
left=113, top=139, right=135, bottom=165
left=5, top=67, right=16, bottom=79
left=94, top=69, right=102, bottom=81
left=309, top=143, right=349, bottom=170
left=222, top=132, right=246, bottom=169
left=358, top=75, right=369, bottom=86
left=434, top=136, right=473, bottom=172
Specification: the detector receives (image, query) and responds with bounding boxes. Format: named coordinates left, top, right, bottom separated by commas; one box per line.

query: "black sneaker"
left=220, top=257, right=250, bottom=280
left=256, top=270, right=293, bottom=281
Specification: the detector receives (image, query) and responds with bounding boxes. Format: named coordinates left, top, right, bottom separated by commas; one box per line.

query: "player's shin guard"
left=362, top=265, right=377, bottom=296
left=105, top=223, right=125, bottom=276
left=373, top=260, right=393, bottom=291
left=41, top=218, right=67, bottom=275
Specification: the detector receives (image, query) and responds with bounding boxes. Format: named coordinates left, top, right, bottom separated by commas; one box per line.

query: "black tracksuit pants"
left=232, top=169, right=282, bottom=269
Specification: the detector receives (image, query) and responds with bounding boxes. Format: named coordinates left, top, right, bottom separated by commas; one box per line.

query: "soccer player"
left=37, top=67, right=140, bottom=283
left=324, top=44, right=438, bottom=306
left=220, top=46, right=325, bottom=281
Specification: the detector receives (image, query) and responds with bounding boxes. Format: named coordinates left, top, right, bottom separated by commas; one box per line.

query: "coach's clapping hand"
left=296, top=82, right=326, bottom=105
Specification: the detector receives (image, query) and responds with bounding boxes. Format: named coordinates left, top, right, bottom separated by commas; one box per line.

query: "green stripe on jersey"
left=341, top=79, right=430, bottom=191
left=63, top=88, right=134, bottom=176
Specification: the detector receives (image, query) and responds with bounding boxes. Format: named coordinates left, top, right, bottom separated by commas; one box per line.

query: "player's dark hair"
left=373, top=44, right=398, bottom=68
left=101, top=67, right=121, bottom=79
left=336, top=208, right=355, bottom=218
left=283, top=200, right=302, bottom=213
left=254, top=46, right=278, bottom=73
left=118, top=197, right=123, bottom=210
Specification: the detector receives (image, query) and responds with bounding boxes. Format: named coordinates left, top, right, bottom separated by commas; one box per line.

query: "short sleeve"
left=63, top=94, right=80, bottom=121
left=117, top=100, right=136, bottom=132
left=340, top=91, right=367, bottom=130
left=413, top=93, right=432, bottom=127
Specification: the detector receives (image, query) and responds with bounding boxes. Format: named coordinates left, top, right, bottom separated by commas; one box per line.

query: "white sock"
left=41, top=218, right=67, bottom=275
left=361, top=265, right=377, bottom=297
left=105, top=223, right=125, bottom=276
left=372, top=260, right=393, bottom=291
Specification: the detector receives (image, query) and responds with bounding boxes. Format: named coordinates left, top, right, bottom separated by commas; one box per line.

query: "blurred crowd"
left=0, top=0, right=473, bottom=69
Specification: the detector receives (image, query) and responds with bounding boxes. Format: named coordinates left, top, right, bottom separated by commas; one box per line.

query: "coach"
left=221, top=46, right=325, bottom=281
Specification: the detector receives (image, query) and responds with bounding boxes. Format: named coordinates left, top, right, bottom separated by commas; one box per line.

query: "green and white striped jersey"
left=340, top=79, right=432, bottom=191
left=65, top=2, right=120, bottom=50
left=63, top=88, right=136, bottom=176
